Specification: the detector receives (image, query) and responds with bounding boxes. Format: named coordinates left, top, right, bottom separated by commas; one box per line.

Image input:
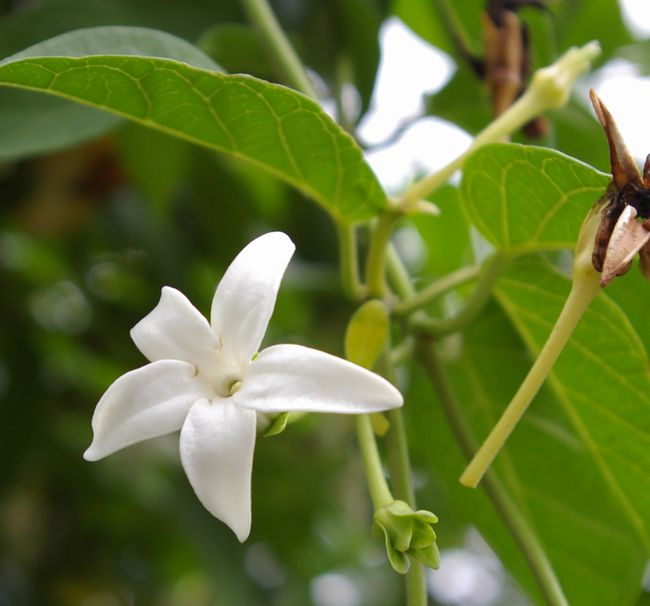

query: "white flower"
left=84, top=232, right=403, bottom=541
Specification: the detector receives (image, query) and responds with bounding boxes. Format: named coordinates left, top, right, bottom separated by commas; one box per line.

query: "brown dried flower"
left=589, top=89, right=650, bottom=286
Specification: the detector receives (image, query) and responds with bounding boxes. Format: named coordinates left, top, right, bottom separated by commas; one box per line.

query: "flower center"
left=200, top=348, right=244, bottom=399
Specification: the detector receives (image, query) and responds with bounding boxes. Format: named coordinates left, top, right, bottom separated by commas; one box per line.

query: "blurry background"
left=1, top=1, right=650, bottom=604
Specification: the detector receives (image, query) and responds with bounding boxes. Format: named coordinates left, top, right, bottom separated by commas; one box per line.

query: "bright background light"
left=363, top=2, right=650, bottom=193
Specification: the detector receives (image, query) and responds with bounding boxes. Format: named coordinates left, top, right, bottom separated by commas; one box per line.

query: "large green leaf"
left=460, top=144, right=609, bottom=254
left=409, top=288, right=647, bottom=605
left=495, top=256, right=650, bottom=555
left=606, top=268, right=650, bottom=351
left=0, top=26, right=219, bottom=160
left=0, top=27, right=386, bottom=222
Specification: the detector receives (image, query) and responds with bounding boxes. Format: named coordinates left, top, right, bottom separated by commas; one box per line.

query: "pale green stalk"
left=461, top=266, right=600, bottom=487
left=366, top=210, right=401, bottom=298
left=337, top=222, right=365, bottom=300
left=379, top=351, right=426, bottom=606
left=409, top=254, right=509, bottom=336
left=461, top=207, right=604, bottom=487
left=394, top=265, right=481, bottom=316
left=419, top=342, right=569, bottom=606
left=398, top=42, right=601, bottom=209
left=241, top=0, right=317, bottom=99
left=356, top=414, right=393, bottom=508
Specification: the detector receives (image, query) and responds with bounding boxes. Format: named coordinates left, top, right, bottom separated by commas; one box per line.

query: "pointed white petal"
left=131, top=286, right=219, bottom=368
left=211, top=232, right=295, bottom=364
left=180, top=399, right=256, bottom=542
left=601, top=205, right=650, bottom=286
left=236, top=344, right=404, bottom=414
left=84, top=360, right=209, bottom=461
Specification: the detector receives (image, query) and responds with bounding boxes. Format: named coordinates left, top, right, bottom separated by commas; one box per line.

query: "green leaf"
left=460, top=143, right=610, bottom=254
left=2, top=26, right=220, bottom=69
left=263, top=412, right=290, bottom=438
left=412, top=184, right=472, bottom=276
left=496, top=256, right=650, bottom=554
left=606, top=268, right=650, bottom=349
left=344, top=299, right=389, bottom=369
left=0, top=26, right=220, bottom=160
left=409, top=285, right=647, bottom=605
left=0, top=27, right=387, bottom=222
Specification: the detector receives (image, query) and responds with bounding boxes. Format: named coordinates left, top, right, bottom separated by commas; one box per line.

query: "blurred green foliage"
left=1, top=1, right=650, bottom=605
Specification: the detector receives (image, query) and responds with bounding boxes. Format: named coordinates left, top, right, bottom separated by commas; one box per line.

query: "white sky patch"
left=360, top=18, right=470, bottom=192
left=365, top=117, right=471, bottom=193
left=363, top=9, right=650, bottom=192
left=359, top=17, right=454, bottom=146
left=619, top=0, right=650, bottom=37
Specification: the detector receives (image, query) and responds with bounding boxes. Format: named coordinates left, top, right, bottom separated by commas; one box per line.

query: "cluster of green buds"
left=373, top=500, right=440, bottom=574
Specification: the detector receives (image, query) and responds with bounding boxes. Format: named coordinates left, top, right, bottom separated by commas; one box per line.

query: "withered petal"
left=589, top=90, right=643, bottom=190
left=601, top=205, right=650, bottom=286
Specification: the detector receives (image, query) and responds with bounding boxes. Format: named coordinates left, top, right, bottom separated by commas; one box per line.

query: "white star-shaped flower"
left=84, top=232, right=403, bottom=541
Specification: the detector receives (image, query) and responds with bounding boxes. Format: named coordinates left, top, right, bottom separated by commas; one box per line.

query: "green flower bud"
left=345, top=299, right=390, bottom=370
left=373, top=500, right=440, bottom=574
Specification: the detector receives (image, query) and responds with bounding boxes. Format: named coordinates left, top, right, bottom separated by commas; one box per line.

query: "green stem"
left=241, top=0, right=318, bottom=99
left=418, top=342, right=569, bottom=606
left=461, top=269, right=601, bottom=488
left=379, top=351, right=426, bottom=606
left=236, top=4, right=425, bottom=603
left=366, top=210, right=401, bottom=298
left=394, top=265, right=481, bottom=316
left=356, top=414, right=393, bottom=508
left=410, top=254, right=509, bottom=336
left=399, top=93, right=545, bottom=207
left=337, top=221, right=365, bottom=300
left=398, top=42, right=600, bottom=208
left=386, top=407, right=416, bottom=506
left=387, top=244, right=416, bottom=299
left=391, top=336, right=415, bottom=367
left=334, top=55, right=356, bottom=135
left=405, top=561, right=427, bottom=606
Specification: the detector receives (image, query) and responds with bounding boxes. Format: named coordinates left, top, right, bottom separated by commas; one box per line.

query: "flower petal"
left=601, top=205, right=650, bottom=286
left=590, top=90, right=643, bottom=189
left=84, top=360, right=209, bottom=461
left=211, top=232, right=295, bottom=364
left=235, top=344, right=404, bottom=414
left=130, top=286, right=219, bottom=368
left=180, top=399, right=256, bottom=542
